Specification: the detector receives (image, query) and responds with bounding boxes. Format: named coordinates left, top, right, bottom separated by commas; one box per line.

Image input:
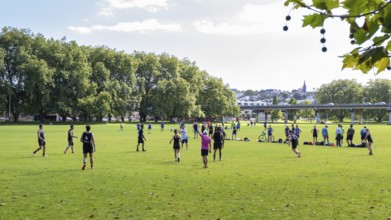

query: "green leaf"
left=386, top=40, right=391, bottom=51
left=373, top=35, right=390, bottom=46
left=342, top=54, right=359, bottom=69
left=313, top=0, right=339, bottom=10
left=343, top=0, right=368, bottom=15
left=375, top=57, right=390, bottom=74
left=302, top=13, right=327, bottom=28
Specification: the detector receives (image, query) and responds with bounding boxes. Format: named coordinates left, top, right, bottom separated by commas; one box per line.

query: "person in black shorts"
left=364, top=128, right=374, bottom=155
left=288, top=130, right=301, bottom=158
left=193, top=122, right=198, bottom=139
left=33, top=124, right=47, bottom=157
left=311, top=126, right=319, bottom=144
left=169, top=129, right=181, bottom=162
left=212, top=126, right=225, bottom=161
left=80, top=125, right=96, bottom=170
left=346, top=124, right=355, bottom=146
left=136, top=124, right=146, bottom=152
left=208, top=123, right=214, bottom=138
left=64, top=124, right=77, bottom=154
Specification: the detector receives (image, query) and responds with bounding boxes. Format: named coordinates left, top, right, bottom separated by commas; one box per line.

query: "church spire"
left=302, top=81, right=307, bottom=92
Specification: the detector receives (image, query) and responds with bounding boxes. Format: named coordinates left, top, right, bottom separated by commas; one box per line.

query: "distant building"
left=302, top=81, right=307, bottom=93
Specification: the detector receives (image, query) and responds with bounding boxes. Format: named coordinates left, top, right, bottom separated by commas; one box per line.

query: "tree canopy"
left=284, top=0, right=391, bottom=74
left=0, top=27, right=239, bottom=122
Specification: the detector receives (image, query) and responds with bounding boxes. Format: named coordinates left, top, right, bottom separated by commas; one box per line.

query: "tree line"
left=0, top=27, right=239, bottom=122
left=268, top=79, right=391, bottom=123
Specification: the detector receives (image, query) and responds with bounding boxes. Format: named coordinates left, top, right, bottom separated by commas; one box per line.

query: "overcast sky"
left=2, top=0, right=391, bottom=91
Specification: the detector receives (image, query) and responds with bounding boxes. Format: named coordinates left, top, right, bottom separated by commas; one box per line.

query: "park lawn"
left=1, top=122, right=391, bottom=219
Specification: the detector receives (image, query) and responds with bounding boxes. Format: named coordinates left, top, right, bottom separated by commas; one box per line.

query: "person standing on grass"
left=208, top=122, right=214, bottom=138
left=311, top=126, right=319, bottom=144
left=232, top=125, right=237, bottom=140
left=180, top=125, right=189, bottom=150
left=199, top=128, right=211, bottom=168
left=33, top=124, right=47, bottom=157
left=64, top=124, right=77, bottom=154
left=335, top=124, right=343, bottom=147
left=288, top=130, right=301, bottom=158
left=136, top=124, right=146, bottom=152
left=267, top=125, right=274, bottom=142
left=346, top=124, right=355, bottom=146
left=284, top=126, right=290, bottom=143
left=322, top=125, right=329, bottom=145
left=212, top=126, right=225, bottom=161
left=80, top=125, right=96, bottom=170
left=365, top=128, right=374, bottom=155
left=193, top=121, right=199, bottom=139
left=294, top=125, right=302, bottom=142
left=161, top=120, right=165, bottom=132
left=119, top=122, right=124, bottom=132
left=169, top=129, right=181, bottom=162
left=148, top=123, right=152, bottom=134
left=360, top=126, right=367, bottom=141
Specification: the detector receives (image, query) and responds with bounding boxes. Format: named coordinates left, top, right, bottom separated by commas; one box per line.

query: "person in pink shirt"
left=199, top=127, right=211, bottom=168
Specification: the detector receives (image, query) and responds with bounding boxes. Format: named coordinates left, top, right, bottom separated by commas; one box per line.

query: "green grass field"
left=1, top=122, right=391, bottom=219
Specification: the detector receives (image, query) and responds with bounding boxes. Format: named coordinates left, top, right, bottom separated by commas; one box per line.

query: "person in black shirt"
left=33, top=124, right=47, bottom=157
left=136, top=124, right=146, bottom=152
left=212, top=126, right=225, bottom=161
left=64, top=124, right=77, bottom=154
left=80, top=125, right=96, bottom=170
left=169, top=129, right=181, bottom=162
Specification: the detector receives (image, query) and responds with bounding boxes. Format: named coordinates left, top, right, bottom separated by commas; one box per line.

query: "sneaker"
left=297, top=153, right=301, bottom=158
left=82, top=164, right=86, bottom=170
left=42, top=155, right=47, bottom=157
left=369, top=152, right=373, bottom=156
left=177, top=157, right=180, bottom=162
left=91, top=166, right=94, bottom=170
left=136, top=149, right=139, bottom=152
left=142, top=149, right=146, bottom=152
left=33, top=152, right=36, bottom=157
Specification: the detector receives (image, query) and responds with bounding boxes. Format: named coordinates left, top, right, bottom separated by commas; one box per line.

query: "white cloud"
left=99, top=0, right=168, bottom=15
left=194, top=3, right=283, bottom=35
left=68, top=19, right=181, bottom=34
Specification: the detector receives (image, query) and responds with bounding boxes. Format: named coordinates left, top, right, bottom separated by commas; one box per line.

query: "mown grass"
left=1, top=122, right=391, bottom=219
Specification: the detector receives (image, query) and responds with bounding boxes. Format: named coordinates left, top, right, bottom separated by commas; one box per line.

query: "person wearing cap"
left=198, top=126, right=211, bottom=168
left=322, top=125, right=329, bottom=145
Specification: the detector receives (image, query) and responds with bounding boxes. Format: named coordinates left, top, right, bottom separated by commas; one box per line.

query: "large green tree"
left=284, top=0, right=391, bottom=74
left=364, top=79, right=391, bottom=121
left=315, top=79, right=363, bottom=121
left=0, top=27, right=35, bottom=121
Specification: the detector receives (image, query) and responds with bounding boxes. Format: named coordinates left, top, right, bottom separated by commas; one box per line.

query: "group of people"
left=311, top=124, right=374, bottom=155
left=168, top=122, right=225, bottom=167
left=33, top=124, right=97, bottom=170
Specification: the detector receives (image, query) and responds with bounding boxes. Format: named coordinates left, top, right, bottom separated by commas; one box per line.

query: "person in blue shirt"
left=148, top=123, right=152, bottom=134
left=335, top=124, right=343, bottom=147
left=137, top=122, right=141, bottom=131
left=267, top=125, right=274, bottom=142
left=294, top=124, right=302, bottom=144
left=360, top=126, right=367, bottom=141
left=236, top=121, right=241, bottom=131
left=161, top=121, right=164, bottom=132
left=322, top=125, right=329, bottom=145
